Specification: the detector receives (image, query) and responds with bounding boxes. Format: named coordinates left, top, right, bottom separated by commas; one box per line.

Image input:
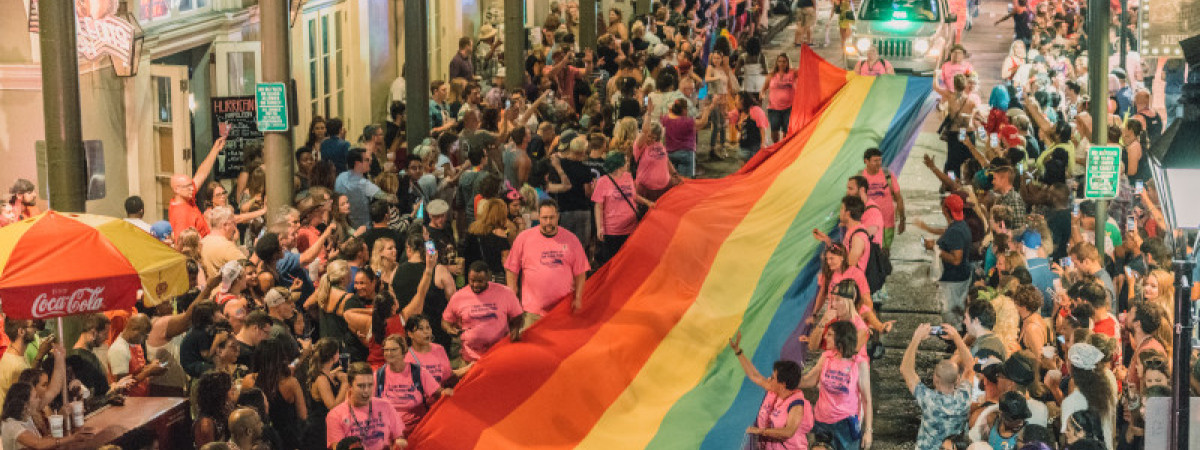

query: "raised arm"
left=728, top=332, right=770, bottom=390
left=400, top=252, right=439, bottom=319
left=901, top=324, right=931, bottom=393
left=194, top=137, right=227, bottom=187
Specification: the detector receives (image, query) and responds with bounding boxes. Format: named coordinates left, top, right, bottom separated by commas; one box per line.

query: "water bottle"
left=958, top=128, right=967, bottom=142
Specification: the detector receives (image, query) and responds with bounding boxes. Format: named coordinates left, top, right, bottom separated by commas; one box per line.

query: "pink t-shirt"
left=861, top=169, right=900, bottom=227
left=406, top=345, right=453, bottom=386
left=504, top=228, right=590, bottom=316
left=377, top=363, right=441, bottom=431
left=442, top=283, right=524, bottom=362
left=749, top=106, right=770, bottom=131
left=660, top=115, right=697, bottom=152
left=861, top=200, right=885, bottom=246
left=842, top=224, right=871, bottom=272
left=757, top=390, right=814, bottom=450
left=633, top=141, right=671, bottom=191
left=855, top=59, right=893, bottom=76
left=326, top=398, right=406, bottom=450
left=766, top=71, right=797, bottom=111
left=591, top=172, right=639, bottom=236
left=939, top=61, right=975, bottom=91
left=814, top=351, right=866, bottom=424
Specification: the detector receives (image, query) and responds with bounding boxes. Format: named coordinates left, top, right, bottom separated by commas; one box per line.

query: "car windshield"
left=858, top=0, right=940, bottom=22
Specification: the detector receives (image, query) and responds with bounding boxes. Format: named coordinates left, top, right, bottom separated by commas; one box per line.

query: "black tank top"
left=393, top=262, right=452, bottom=349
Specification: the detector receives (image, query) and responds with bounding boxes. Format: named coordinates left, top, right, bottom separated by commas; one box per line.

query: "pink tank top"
left=756, top=390, right=814, bottom=450
left=814, top=351, right=864, bottom=424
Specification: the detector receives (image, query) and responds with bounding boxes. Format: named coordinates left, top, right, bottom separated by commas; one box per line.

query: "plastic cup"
left=1042, top=345, right=1055, bottom=359
left=71, top=401, right=84, bottom=428
left=49, top=415, right=64, bottom=438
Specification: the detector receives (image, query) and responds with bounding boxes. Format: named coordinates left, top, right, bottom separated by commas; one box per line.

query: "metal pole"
left=1119, top=0, right=1127, bottom=72
left=261, top=0, right=293, bottom=222
left=38, top=0, right=87, bottom=212
left=505, top=0, right=525, bottom=91
left=404, top=0, right=431, bottom=152
left=1172, top=262, right=1193, bottom=449
left=1087, top=0, right=1110, bottom=287
left=579, top=0, right=597, bottom=50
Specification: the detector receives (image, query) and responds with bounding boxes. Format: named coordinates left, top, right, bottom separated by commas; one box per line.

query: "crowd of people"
left=0, top=0, right=1195, bottom=448
left=731, top=0, right=1197, bottom=449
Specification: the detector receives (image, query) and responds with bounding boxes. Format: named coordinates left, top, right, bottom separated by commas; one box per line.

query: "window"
left=138, top=0, right=210, bottom=22
left=302, top=7, right=345, bottom=119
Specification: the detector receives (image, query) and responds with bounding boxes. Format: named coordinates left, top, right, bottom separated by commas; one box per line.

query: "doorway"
left=150, top=64, right=193, bottom=219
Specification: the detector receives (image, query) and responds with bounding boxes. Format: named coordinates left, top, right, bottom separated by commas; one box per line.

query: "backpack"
left=375, top=363, right=428, bottom=409
left=851, top=226, right=891, bottom=293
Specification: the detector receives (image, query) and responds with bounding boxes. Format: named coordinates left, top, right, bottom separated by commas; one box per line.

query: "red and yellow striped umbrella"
left=0, top=211, right=188, bottom=320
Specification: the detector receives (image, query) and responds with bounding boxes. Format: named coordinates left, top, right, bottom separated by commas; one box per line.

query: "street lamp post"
left=38, top=0, right=87, bottom=212
left=1086, top=0, right=1110, bottom=268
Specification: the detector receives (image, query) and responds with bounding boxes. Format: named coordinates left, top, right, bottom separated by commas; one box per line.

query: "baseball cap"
left=943, top=194, right=965, bottom=221
left=150, top=221, right=173, bottom=240
left=264, top=287, right=289, bottom=308
left=219, top=260, right=244, bottom=292
left=427, top=199, right=450, bottom=216
left=998, top=124, right=1024, bottom=149
left=1020, top=231, right=1042, bottom=250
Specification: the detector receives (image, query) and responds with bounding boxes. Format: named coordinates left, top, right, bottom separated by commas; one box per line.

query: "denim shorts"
left=813, top=416, right=861, bottom=450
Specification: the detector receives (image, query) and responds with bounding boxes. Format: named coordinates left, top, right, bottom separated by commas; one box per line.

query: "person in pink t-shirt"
left=633, top=121, right=677, bottom=201
left=404, top=315, right=457, bottom=386
left=728, top=334, right=813, bottom=450
left=814, top=196, right=871, bottom=273
left=801, top=320, right=873, bottom=449
left=505, top=200, right=590, bottom=328
left=592, top=153, right=655, bottom=267
left=326, top=363, right=407, bottom=450
left=847, top=176, right=884, bottom=247
left=763, top=54, right=797, bottom=143
left=443, top=262, right=524, bottom=362
left=860, top=148, right=906, bottom=250
left=374, top=335, right=445, bottom=432
left=937, top=45, right=975, bottom=92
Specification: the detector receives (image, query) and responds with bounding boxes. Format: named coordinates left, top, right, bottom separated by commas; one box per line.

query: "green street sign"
left=254, top=83, right=288, bottom=132
left=1084, top=145, right=1122, bottom=199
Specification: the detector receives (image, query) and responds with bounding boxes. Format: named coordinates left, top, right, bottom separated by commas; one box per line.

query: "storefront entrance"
left=149, top=64, right=192, bottom=219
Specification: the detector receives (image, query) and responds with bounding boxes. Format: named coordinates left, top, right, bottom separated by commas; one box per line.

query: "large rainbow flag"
left=409, top=47, right=935, bottom=449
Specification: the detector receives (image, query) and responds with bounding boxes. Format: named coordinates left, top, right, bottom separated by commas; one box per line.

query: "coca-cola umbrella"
left=0, top=211, right=188, bottom=320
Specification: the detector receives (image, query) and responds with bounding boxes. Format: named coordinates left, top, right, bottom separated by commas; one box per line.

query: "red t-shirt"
left=367, top=316, right=408, bottom=370
left=168, top=183, right=210, bottom=237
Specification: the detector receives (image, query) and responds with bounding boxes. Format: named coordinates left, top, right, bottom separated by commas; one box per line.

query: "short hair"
left=3, top=319, right=29, bottom=342
left=295, top=147, right=312, bottom=162
left=347, top=148, right=368, bottom=167
left=1133, top=301, right=1163, bottom=334
left=207, top=206, right=235, bottom=229
left=1011, top=284, right=1043, bottom=312
left=510, top=126, right=527, bottom=145
left=841, top=195, right=865, bottom=221
left=245, top=310, right=273, bottom=330
left=467, top=143, right=486, bottom=166
left=1020, top=424, right=1055, bottom=448
left=468, top=260, right=491, bottom=275
left=254, top=232, right=282, bottom=262
left=848, top=176, right=868, bottom=191
left=347, top=361, right=373, bottom=381
left=124, top=196, right=144, bottom=215
left=340, top=236, right=366, bottom=261
left=1076, top=282, right=1107, bottom=309
left=1069, top=242, right=1101, bottom=264
left=773, top=360, right=802, bottom=390
left=430, top=80, right=446, bottom=95
left=966, top=299, right=997, bottom=330
left=458, top=36, right=472, bottom=49
left=862, top=148, right=883, bottom=161
left=389, top=101, right=405, bottom=119
left=369, top=200, right=389, bottom=224
left=539, top=198, right=560, bottom=212
left=81, top=313, right=111, bottom=334
left=326, top=118, right=344, bottom=137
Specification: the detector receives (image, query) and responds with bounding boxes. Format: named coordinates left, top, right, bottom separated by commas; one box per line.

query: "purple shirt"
left=660, top=115, right=696, bottom=153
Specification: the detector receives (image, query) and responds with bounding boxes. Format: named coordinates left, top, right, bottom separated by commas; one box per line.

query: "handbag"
left=606, top=174, right=645, bottom=221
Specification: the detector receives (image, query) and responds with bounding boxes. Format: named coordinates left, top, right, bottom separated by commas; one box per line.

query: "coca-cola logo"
left=31, top=287, right=106, bottom=318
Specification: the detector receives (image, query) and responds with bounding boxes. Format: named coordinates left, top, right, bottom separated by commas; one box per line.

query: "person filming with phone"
left=900, top=323, right=973, bottom=449
left=108, top=314, right=168, bottom=397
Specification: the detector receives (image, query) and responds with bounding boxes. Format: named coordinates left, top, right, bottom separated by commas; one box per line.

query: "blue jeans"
left=813, top=416, right=861, bottom=450
left=709, top=102, right=727, bottom=155
left=668, top=150, right=695, bottom=177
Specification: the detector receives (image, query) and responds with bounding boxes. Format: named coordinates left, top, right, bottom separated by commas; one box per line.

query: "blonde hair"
left=315, top=259, right=350, bottom=309
left=469, top=198, right=509, bottom=236
left=989, top=294, right=1023, bottom=356
left=207, top=205, right=235, bottom=229
left=375, top=172, right=401, bottom=195
left=1145, top=269, right=1176, bottom=323
left=448, top=78, right=468, bottom=103
left=611, top=118, right=638, bottom=152
left=370, top=237, right=397, bottom=273
left=176, top=228, right=201, bottom=261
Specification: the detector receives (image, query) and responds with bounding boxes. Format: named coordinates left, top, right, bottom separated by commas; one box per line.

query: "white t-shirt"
left=2, top=417, right=38, bottom=450
left=108, top=335, right=133, bottom=376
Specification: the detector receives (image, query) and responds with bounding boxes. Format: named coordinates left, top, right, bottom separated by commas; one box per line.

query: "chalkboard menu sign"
left=211, top=96, right=263, bottom=179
